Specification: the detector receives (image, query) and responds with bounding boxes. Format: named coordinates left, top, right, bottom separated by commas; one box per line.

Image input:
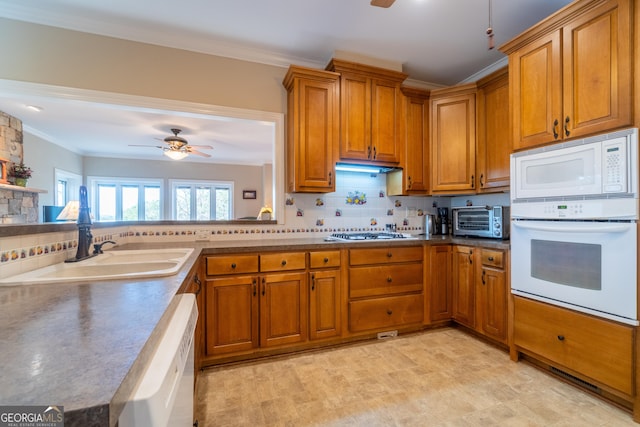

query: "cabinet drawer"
left=206, top=255, right=259, bottom=275
left=309, top=250, right=341, bottom=269
left=349, top=294, right=424, bottom=332
left=260, top=252, right=306, bottom=272
left=349, top=264, right=423, bottom=298
left=514, top=297, right=633, bottom=395
left=349, top=246, right=423, bottom=266
left=481, top=249, right=504, bottom=269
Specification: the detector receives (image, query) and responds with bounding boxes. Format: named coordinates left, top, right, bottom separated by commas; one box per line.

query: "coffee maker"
left=435, top=207, right=449, bottom=235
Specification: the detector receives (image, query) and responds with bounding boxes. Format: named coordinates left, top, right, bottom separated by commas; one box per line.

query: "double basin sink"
left=0, top=248, right=194, bottom=286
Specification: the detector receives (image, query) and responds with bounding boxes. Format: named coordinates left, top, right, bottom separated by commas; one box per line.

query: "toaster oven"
left=452, top=205, right=510, bottom=239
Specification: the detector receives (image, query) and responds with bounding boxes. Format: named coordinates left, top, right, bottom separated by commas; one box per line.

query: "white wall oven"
left=510, top=128, right=639, bottom=326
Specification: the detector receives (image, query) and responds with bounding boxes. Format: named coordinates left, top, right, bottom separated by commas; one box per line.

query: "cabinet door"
left=477, top=69, right=510, bottom=192
left=452, top=246, right=475, bottom=328
left=431, top=91, right=476, bottom=193
left=309, top=270, right=342, bottom=340
left=562, top=0, right=631, bottom=139
left=286, top=75, right=338, bottom=192
left=478, top=266, right=507, bottom=343
left=260, top=272, right=308, bottom=347
left=429, top=245, right=452, bottom=322
left=205, top=275, right=258, bottom=356
left=339, top=73, right=371, bottom=161
left=370, top=79, right=401, bottom=164
left=402, top=88, right=429, bottom=193
left=510, top=31, right=562, bottom=150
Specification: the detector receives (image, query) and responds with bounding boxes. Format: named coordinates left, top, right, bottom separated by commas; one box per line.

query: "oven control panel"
left=511, top=198, right=638, bottom=220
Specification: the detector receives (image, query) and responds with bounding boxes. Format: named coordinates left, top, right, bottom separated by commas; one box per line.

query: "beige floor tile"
left=196, top=328, right=637, bottom=426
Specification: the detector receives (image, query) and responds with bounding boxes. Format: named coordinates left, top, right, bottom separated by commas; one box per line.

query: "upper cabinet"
left=326, top=59, right=408, bottom=165
left=283, top=66, right=340, bottom=193
left=476, top=67, right=510, bottom=192
left=501, top=0, right=632, bottom=150
left=430, top=83, right=477, bottom=194
left=387, top=86, right=430, bottom=196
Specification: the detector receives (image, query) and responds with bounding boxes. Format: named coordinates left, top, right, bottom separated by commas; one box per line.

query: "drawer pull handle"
left=553, top=119, right=559, bottom=139
left=557, top=335, right=565, bottom=341
left=324, top=257, right=329, bottom=263
left=193, top=274, right=202, bottom=296
left=488, top=256, right=494, bottom=261
left=481, top=270, right=486, bottom=285
left=564, top=116, right=571, bottom=137
left=311, top=273, right=316, bottom=291
left=387, top=276, right=393, bottom=282
left=386, top=309, right=393, bottom=315
left=262, top=278, right=266, bottom=296
left=281, top=260, right=287, bottom=266
left=253, top=279, right=257, bottom=296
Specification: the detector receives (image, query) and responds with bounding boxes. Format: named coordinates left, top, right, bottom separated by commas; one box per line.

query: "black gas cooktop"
left=326, top=232, right=410, bottom=241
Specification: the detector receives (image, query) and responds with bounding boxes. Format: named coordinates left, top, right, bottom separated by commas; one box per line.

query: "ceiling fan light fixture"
left=163, top=149, right=188, bottom=160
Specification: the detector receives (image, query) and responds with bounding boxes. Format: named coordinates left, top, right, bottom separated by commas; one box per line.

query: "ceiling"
left=0, top=0, right=573, bottom=165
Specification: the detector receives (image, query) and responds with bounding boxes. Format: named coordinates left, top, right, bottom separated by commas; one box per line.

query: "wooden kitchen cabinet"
left=308, top=250, right=342, bottom=340
left=326, top=59, right=407, bottom=166
left=430, top=83, right=477, bottom=194
left=259, top=271, right=308, bottom=348
left=502, top=0, right=632, bottom=150
left=477, top=248, right=507, bottom=344
left=476, top=67, right=510, bottom=192
left=452, top=245, right=475, bottom=328
left=428, top=244, right=452, bottom=323
left=514, top=296, right=633, bottom=397
left=283, top=66, right=340, bottom=192
left=203, top=252, right=307, bottom=358
left=348, top=246, right=424, bottom=332
left=387, top=86, right=430, bottom=196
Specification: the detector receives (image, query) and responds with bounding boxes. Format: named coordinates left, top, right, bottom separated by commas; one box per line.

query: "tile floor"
left=196, top=328, right=636, bottom=426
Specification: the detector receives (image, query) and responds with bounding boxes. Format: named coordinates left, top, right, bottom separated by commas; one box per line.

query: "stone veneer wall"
left=0, top=111, right=38, bottom=224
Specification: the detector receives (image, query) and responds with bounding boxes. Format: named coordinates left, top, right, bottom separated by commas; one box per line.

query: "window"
left=54, top=169, right=82, bottom=206
left=170, top=180, right=233, bottom=220
left=88, top=177, right=163, bottom=221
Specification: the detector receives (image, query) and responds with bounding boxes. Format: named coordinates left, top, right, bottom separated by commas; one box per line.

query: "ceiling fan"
left=370, top=0, right=395, bottom=8
left=129, top=128, right=213, bottom=160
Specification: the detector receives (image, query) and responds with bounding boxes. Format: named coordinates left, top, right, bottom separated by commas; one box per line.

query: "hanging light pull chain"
left=486, top=0, right=495, bottom=50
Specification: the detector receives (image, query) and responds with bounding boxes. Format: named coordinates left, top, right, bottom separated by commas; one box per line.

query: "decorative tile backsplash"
left=0, top=172, right=512, bottom=279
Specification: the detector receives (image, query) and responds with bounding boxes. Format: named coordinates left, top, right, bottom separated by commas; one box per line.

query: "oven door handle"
left=512, top=221, right=632, bottom=233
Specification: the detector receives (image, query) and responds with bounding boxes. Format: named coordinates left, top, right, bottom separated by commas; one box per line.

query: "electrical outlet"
left=377, top=330, right=398, bottom=339
left=195, top=230, right=210, bottom=241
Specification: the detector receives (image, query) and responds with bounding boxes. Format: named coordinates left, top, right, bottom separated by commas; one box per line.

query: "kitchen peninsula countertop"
left=0, top=236, right=508, bottom=426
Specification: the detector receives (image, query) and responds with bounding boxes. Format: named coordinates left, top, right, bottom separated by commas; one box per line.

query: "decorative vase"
left=14, top=178, right=27, bottom=187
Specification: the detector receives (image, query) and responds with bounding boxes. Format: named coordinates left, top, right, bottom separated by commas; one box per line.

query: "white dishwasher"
left=119, top=293, right=198, bottom=427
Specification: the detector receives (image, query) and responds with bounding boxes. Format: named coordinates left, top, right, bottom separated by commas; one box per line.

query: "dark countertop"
left=0, top=236, right=508, bottom=426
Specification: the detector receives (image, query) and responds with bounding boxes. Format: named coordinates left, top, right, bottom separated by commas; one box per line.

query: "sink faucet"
left=93, top=240, right=116, bottom=255
left=67, top=186, right=95, bottom=263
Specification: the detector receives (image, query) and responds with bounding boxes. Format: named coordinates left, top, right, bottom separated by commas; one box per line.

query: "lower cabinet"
left=514, top=296, right=633, bottom=397
left=203, top=253, right=308, bottom=358
left=428, top=245, right=452, bottom=322
left=450, top=245, right=508, bottom=346
left=309, top=250, right=342, bottom=340
left=452, top=246, right=475, bottom=328
left=347, top=246, right=424, bottom=333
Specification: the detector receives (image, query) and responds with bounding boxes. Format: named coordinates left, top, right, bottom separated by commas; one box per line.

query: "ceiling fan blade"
left=189, top=149, right=211, bottom=158
left=370, top=0, right=395, bottom=8
left=187, top=144, right=213, bottom=149
left=129, top=144, right=163, bottom=148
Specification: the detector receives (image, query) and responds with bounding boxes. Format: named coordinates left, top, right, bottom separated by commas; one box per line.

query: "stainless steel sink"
left=0, top=248, right=194, bottom=286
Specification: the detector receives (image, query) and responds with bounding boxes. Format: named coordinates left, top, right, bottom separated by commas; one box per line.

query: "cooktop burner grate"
left=329, top=232, right=409, bottom=240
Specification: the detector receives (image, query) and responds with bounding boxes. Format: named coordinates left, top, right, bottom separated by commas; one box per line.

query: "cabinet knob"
left=386, top=309, right=393, bottom=316
left=488, top=256, right=494, bottom=261
left=281, top=260, right=287, bottom=266
left=323, top=257, right=329, bottom=263
left=387, top=276, right=393, bottom=282
left=557, top=335, right=565, bottom=341
left=231, top=263, right=237, bottom=269
left=387, top=252, right=393, bottom=258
